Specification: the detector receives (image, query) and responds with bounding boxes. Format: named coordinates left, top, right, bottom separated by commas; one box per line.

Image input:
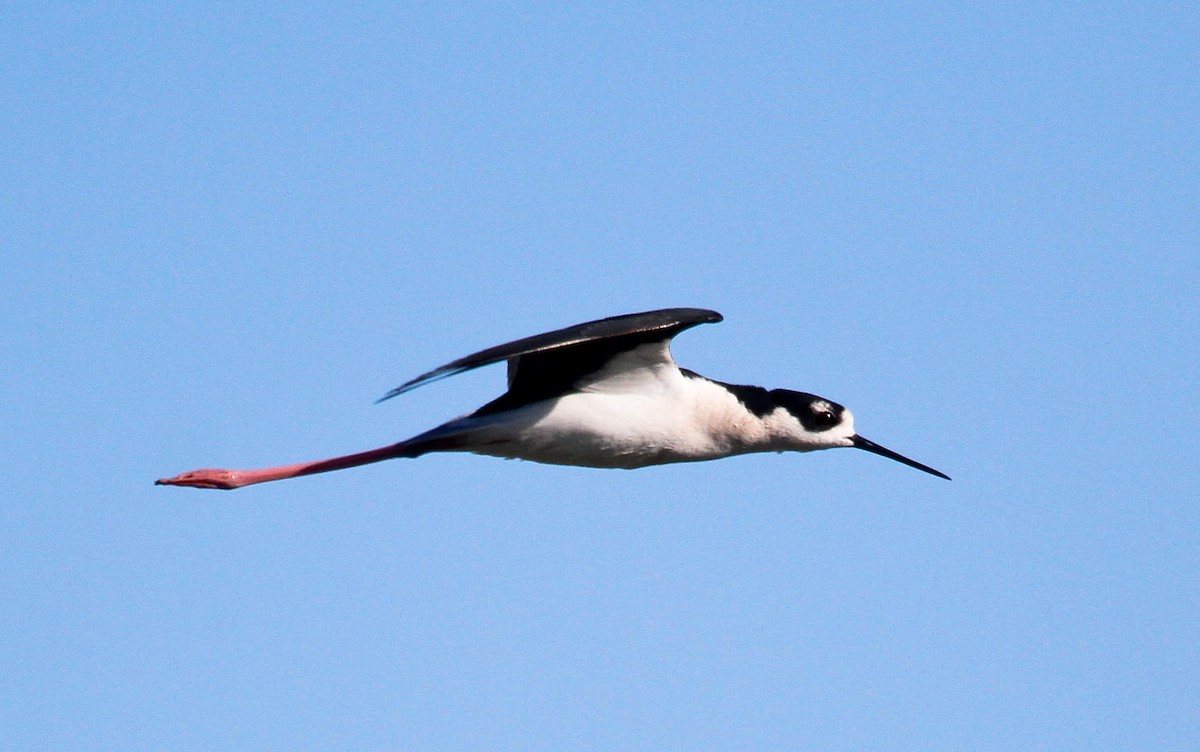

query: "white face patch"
left=837, top=409, right=856, bottom=443
left=762, top=403, right=858, bottom=451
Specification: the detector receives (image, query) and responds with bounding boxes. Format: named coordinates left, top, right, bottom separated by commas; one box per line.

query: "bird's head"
left=766, top=390, right=950, bottom=479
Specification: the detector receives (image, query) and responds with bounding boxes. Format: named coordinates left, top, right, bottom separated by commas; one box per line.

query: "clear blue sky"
left=3, top=4, right=1197, bottom=750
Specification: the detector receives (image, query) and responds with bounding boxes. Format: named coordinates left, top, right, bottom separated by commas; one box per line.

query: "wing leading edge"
left=377, top=307, right=723, bottom=403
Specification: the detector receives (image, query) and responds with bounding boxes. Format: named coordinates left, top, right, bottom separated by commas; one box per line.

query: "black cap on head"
left=770, top=390, right=847, bottom=432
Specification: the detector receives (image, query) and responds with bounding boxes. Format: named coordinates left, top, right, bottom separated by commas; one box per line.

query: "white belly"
left=463, top=392, right=731, bottom=469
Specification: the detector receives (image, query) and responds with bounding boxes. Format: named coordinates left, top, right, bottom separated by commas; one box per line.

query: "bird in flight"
left=157, top=308, right=949, bottom=490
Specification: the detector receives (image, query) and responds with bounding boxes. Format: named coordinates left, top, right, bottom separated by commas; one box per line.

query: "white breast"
left=464, top=370, right=772, bottom=469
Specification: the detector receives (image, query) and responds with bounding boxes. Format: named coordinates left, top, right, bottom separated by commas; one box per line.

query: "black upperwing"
left=377, top=308, right=723, bottom=407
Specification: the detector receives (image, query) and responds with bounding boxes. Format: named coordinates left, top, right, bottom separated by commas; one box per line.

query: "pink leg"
left=155, top=442, right=418, bottom=490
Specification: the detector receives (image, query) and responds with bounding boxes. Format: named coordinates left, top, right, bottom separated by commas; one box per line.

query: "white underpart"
left=410, top=342, right=855, bottom=469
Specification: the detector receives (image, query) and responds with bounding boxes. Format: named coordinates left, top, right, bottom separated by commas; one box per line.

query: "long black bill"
left=851, top=435, right=951, bottom=480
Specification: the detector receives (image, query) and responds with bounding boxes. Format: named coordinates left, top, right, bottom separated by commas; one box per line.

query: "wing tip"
left=375, top=378, right=422, bottom=403
left=376, top=366, right=466, bottom=403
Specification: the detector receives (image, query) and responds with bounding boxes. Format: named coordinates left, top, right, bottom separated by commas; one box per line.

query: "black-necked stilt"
left=157, top=308, right=949, bottom=489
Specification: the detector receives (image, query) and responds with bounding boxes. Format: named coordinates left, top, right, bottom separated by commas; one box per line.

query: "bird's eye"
left=814, top=409, right=838, bottom=428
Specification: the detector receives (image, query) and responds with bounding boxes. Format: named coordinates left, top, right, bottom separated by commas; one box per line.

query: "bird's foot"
left=155, top=469, right=241, bottom=490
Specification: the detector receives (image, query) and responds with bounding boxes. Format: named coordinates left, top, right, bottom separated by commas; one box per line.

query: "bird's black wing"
left=377, top=307, right=722, bottom=403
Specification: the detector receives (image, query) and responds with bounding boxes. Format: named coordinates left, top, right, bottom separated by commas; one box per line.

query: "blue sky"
left=2, top=3, right=1197, bottom=750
